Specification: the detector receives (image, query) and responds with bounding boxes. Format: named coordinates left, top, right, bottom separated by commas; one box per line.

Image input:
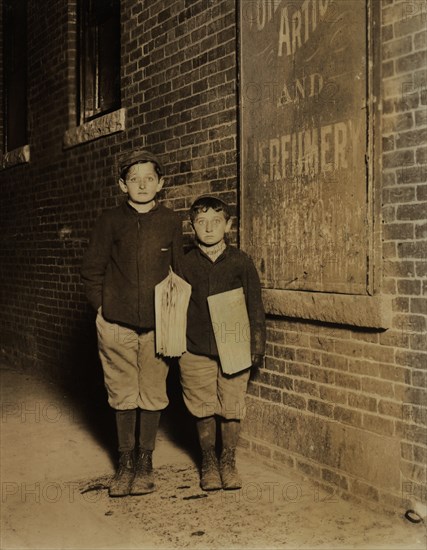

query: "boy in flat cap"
left=179, top=195, right=266, bottom=491
left=81, top=150, right=183, bottom=497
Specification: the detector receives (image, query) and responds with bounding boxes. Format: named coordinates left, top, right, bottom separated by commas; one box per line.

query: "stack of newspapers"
left=207, top=287, right=252, bottom=374
left=155, top=268, right=192, bottom=357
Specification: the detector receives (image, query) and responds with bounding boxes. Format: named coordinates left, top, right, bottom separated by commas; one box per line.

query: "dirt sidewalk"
left=1, top=365, right=425, bottom=549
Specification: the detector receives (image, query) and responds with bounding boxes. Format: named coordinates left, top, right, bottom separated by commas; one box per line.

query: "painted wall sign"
left=240, top=0, right=369, bottom=294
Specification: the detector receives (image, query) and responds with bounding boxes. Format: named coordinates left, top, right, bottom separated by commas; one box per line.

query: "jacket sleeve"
left=171, top=215, right=185, bottom=278
left=80, top=212, right=113, bottom=311
left=243, top=256, right=266, bottom=356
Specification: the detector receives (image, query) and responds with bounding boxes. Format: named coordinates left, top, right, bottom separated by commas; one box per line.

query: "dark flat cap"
left=119, top=149, right=164, bottom=176
left=191, top=194, right=229, bottom=207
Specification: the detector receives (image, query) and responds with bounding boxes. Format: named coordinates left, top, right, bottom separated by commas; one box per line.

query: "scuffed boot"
left=109, top=451, right=135, bottom=497
left=200, top=447, right=222, bottom=491
left=130, top=450, right=156, bottom=495
left=220, top=447, right=242, bottom=490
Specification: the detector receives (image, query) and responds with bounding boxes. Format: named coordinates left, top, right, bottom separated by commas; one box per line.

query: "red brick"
left=333, top=406, right=362, bottom=427
left=382, top=35, right=413, bottom=59
left=384, top=223, right=414, bottom=241
left=282, top=392, right=306, bottom=410
left=414, top=31, right=427, bottom=50
left=396, top=163, right=427, bottom=184
left=383, top=23, right=394, bottom=42
left=383, top=150, right=415, bottom=169
left=414, top=445, right=427, bottom=464
left=260, top=386, right=282, bottom=403
left=351, top=331, right=379, bottom=344
left=319, top=386, right=347, bottom=405
left=379, top=363, right=411, bottom=384
left=396, top=51, right=427, bottom=73
left=395, top=350, right=427, bottom=370
left=416, top=146, right=427, bottom=164
left=415, top=108, right=427, bottom=126
left=294, top=379, right=319, bottom=397
left=383, top=60, right=394, bottom=78
left=335, top=372, right=361, bottom=391
left=398, top=241, right=427, bottom=258
left=410, top=334, right=427, bottom=351
left=361, top=378, right=394, bottom=398
left=397, top=279, right=421, bottom=295
left=394, top=13, right=427, bottom=39
left=362, top=414, right=395, bottom=436
left=411, top=297, right=427, bottom=314
left=401, top=442, right=413, bottom=461
left=392, top=297, right=410, bottom=312
left=309, top=366, right=335, bottom=384
left=308, top=399, right=334, bottom=418
left=322, top=353, right=348, bottom=371
left=415, top=261, right=427, bottom=277
left=383, top=187, right=416, bottom=204
left=383, top=112, right=414, bottom=133
left=378, top=399, right=403, bottom=418
left=296, top=349, right=321, bottom=366
left=415, top=222, right=427, bottom=239
left=396, top=421, right=427, bottom=444
left=397, top=202, right=427, bottom=221
left=383, top=260, right=415, bottom=277
left=348, top=392, right=378, bottom=412
left=286, top=362, right=310, bottom=378
left=412, top=370, right=427, bottom=388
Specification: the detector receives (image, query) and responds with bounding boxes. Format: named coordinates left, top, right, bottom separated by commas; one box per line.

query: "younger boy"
left=179, top=195, right=266, bottom=491
left=81, top=150, right=183, bottom=497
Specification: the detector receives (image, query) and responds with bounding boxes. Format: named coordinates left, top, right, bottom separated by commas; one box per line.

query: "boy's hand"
left=251, top=354, right=264, bottom=369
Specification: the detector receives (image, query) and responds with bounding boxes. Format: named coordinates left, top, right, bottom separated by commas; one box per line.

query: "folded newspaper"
left=155, top=267, right=192, bottom=357
left=207, top=287, right=252, bottom=374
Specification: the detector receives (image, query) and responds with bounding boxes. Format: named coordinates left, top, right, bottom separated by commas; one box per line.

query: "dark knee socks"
left=196, top=416, right=216, bottom=450
left=115, top=409, right=161, bottom=452
left=139, top=409, right=161, bottom=451
left=221, top=419, right=241, bottom=449
left=115, top=409, right=137, bottom=452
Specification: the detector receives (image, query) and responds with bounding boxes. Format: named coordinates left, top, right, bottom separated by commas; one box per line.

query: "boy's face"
left=192, top=207, right=232, bottom=247
left=119, top=162, right=164, bottom=206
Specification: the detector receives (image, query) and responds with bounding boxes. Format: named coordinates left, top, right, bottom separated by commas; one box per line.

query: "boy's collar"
left=124, top=199, right=160, bottom=214
left=197, top=241, right=228, bottom=262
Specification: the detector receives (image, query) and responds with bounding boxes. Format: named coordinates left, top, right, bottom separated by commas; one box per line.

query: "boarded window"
left=3, top=0, right=28, bottom=152
left=78, top=0, right=121, bottom=124
left=239, top=0, right=375, bottom=295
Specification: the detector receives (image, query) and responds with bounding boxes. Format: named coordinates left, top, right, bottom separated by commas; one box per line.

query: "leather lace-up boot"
left=130, top=450, right=156, bottom=495
left=220, top=447, right=242, bottom=490
left=109, top=451, right=135, bottom=497
left=200, top=447, right=222, bottom=491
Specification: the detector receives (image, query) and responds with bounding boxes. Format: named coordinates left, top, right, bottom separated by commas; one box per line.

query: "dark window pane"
left=79, top=0, right=120, bottom=123
left=3, top=0, right=28, bottom=151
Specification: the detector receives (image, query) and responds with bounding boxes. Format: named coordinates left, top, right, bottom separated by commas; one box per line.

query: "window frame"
left=3, top=0, right=28, bottom=153
left=77, top=0, right=121, bottom=125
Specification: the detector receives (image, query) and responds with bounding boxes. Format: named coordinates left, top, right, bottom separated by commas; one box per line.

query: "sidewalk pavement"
left=1, top=364, right=425, bottom=550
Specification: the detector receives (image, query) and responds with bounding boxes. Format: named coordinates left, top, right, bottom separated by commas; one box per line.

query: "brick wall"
left=241, top=0, right=427, bottom=516
left=381, top=0, right=427, bottom=510
left=0, top=0, right=425, bottom=516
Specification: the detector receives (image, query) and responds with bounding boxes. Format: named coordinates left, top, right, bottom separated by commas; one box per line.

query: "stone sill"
left=263, top=289, right=392, bottom=329
left=63, top=108, right=126, bottom=149
left=0, top=145, right=30, bottom=170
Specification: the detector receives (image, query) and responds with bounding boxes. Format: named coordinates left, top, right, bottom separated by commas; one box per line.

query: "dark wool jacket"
left=81, top=201, right=183, bottom=329
left=182, top=245, right=266, bottom=358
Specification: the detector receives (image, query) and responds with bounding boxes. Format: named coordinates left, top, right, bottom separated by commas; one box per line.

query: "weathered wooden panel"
left=240, top=0, right=369, bottom=294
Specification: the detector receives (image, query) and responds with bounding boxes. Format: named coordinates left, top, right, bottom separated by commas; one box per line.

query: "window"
left=78, top=0, right=121, bottom=124
left=3, top=0, right=28, bottom=152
